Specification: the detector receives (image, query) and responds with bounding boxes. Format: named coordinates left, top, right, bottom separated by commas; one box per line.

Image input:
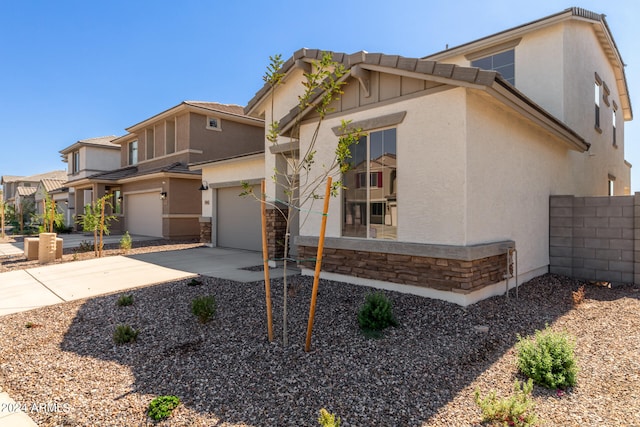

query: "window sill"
left=594, top=126, right=602, bottom=134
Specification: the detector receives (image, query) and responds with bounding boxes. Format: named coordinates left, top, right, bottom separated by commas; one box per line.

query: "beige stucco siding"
left=465, top=90, right=573, bottom=274
left=297, top=88, right=468, bottom=245
left=562, top=21, right=630, bottom=195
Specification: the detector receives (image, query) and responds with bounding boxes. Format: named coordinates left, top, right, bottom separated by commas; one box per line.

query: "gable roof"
left=1, top=175, right=23, bottom=184
left=111, top=101, right=262, bottom=145
left=247, top=48, right=589, bottom=153
left=59, top=135, right=118, bottom=155
left=424, top=7, right=632, bottom=120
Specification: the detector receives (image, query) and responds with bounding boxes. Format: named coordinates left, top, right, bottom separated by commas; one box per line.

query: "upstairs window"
left=612, top=105, right=617, bottom=147
left=471, top=49, right=515, bottom=85
left=594, top=81, right=601, bottom=130
left=128, top=140, right=138, bottom=165
left=72, top=151, right=80, bottom=174
left=206, top=116, right=221, bottom=131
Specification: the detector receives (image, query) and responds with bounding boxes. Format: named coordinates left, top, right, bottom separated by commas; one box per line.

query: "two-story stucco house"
left=59, top=136, right=120, bottom=227
left=66, top=101, right=264, bottom=239
left=244, top=7, right=632, bottom=305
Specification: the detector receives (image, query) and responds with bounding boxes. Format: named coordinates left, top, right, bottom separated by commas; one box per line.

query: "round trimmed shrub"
left=516, top=326, right=578, bottom=389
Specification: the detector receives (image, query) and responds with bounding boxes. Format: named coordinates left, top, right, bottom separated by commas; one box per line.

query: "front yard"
left=0, top=273, right=638, bottom=426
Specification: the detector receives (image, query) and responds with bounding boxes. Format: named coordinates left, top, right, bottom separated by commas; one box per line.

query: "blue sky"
left=1, top=1, right=638, bottom=189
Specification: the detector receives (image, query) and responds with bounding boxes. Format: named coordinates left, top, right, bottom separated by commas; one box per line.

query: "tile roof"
left=245, top=49, right=496, bottom=116
left=17, top=170, right=67, bottom=183
left=16, top=187, right=37, bottom=196
left=77, top=136, right=117, bottom=146
left=41, top=178, right=67, bottom=192
left=85, top=162, right=199, bottom=182
left=246, top=47, right=588, bottom=153
left=1, top=175, right=24, bottom=184
left=184, top=101, right=245, bottom=116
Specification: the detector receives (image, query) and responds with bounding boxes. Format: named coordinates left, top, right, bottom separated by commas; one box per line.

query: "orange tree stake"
left=260, top=180, right=274, bottom=342
left=305, top=176, right=332, bottom=352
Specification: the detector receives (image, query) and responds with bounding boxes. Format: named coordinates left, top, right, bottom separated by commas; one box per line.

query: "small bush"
left=113, top=324, right=139, bottom=345
left=474, top=379, right=538, bottom=427
left=318, top=408, right=341, bottom=427
left=116, top=294, right=134, bottom=307
left=516, top=326, right=578, bottom=389
left=571, top=285, right=585, bottom=306
left=358, top=292, right=398, bottom=337
left=77, top=240, right=94, bottom=253
left=120, top=231, right=132, bottom=252
left=148, top=395, right=180, bottom=421
left=187, top=278, right=203, bottom=287
left=191, top=295, right=216, bottom=323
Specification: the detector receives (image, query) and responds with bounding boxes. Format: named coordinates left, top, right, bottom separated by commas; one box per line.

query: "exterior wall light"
left=160, top=191, right=167, bottom=200
left=198, top=181, right=209, bottom=191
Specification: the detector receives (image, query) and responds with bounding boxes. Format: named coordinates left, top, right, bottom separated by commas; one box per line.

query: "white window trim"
left=206, top=116, right=222, bottom=131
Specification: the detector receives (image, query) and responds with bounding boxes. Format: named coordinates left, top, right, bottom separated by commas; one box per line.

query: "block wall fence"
left=549, top=194, right=640, bottom=284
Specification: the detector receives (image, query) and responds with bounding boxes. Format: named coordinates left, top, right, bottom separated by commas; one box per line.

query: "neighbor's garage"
left=216, top=186, right=261, bottom=251
left=125, top=192, right=163, bottom=237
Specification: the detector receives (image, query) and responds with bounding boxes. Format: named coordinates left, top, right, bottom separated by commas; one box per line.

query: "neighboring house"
left=66, top=101, right=264, bottom=239
left=244, top=7, right=632, bottom=305
left=59, top=136, right=120, bottom=229
left=34, top=178, right=69, bottom=226
left=1, top=171, right=67, bottom=208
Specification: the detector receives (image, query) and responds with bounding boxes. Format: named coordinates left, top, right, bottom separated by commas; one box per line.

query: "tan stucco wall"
left=296, top=88, right=468, bottom=245
left=433, top=19, right=630, bottom=195
left=465, top=90, right=574, bottom=274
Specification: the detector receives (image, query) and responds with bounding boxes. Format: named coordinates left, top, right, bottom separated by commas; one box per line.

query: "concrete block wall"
left=549, top=194, right=637, bottom=284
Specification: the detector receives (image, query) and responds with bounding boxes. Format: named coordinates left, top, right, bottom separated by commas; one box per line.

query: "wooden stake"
left=305, top=176, right=332, bottom=352
left=260, top=180, right=274, bottom=342
left=50, top=199, right=55, bottom=233
left=99, top=198, right=105, bottom=257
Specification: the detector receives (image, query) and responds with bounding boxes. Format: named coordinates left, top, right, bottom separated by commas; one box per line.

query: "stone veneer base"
left=296, top=236, right=515, bottom=294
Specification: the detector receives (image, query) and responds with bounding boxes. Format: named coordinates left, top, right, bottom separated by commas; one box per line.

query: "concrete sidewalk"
left=0, top=246, right=292, bottom=316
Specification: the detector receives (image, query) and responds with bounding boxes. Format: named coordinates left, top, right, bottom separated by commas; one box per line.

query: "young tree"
left=77, top=194, right=117, bottom=257
left=244, top=52, right=363, bottom=346
left=32, top=193, right=64, bottom=233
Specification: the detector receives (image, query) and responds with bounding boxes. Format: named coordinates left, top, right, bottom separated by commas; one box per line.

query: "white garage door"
left=217, top=186, right=261, bottom=251
left=126, top=192, right=163, bottom=238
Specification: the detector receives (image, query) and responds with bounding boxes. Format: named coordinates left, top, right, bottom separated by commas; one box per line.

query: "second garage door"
left=126, top=192, right=163, bottom=238
left=217, top=186, right=261, bottom=251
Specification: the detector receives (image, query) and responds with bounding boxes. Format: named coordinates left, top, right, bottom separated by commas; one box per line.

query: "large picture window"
left=342, top=128, right=397, bottom=240
left=471, top=49, right=515, bottom=85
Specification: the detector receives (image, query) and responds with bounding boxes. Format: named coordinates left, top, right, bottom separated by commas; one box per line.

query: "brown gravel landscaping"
left=1, top=240, right=639, bottom=426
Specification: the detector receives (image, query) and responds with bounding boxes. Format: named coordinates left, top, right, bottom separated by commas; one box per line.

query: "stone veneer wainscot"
left=297, top=236, right=514, bottom=294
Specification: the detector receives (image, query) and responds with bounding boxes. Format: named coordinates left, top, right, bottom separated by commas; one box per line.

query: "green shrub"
left=474, top=379, right=538, bottom=427
left=116, top=294, right=134, bottom=307
left=120, top=231, right=132, bottom=252
left=77, top=240, right=94, bottom=253
left=516, top=326, right=578, bottom=389
left=113, top=324, right=139, bottom=345
left=148, top=395, right=180, bottom=421
left=357, top=292, right=398, bottom=337
left=318, top=408, right=341, bottom=427
left=191, top=295, right=216, bottom=323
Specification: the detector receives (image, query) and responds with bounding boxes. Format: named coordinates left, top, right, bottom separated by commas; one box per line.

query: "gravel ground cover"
left=1, top=264, right=639, bottom=426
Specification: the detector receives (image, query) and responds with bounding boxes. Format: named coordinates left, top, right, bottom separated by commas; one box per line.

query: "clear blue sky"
left=1, top=1, right=638, bottom=189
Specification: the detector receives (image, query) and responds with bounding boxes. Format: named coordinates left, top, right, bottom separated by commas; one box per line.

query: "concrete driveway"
left=0, top=244, right=293, bottom=317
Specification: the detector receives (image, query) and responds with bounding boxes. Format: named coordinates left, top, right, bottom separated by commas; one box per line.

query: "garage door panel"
left=126, top=193, right=163, bottom=238
left=217, top=187, right=261, bottom=251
